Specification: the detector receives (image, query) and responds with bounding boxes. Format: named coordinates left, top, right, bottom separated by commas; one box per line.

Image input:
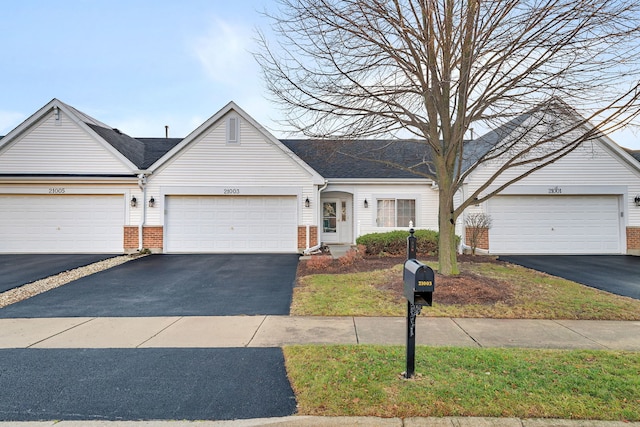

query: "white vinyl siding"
left=463, top=137, right=640, bottom=254
left=147, top=116, right=317, bottom=227
left=165, top=195, right=297, bottom=253
left=351, top=184, right=438, bottom=237
left=0, top=194, right=124, bottom=253
left=488, top=195, right=622, bottom=254
left=466, top=140, right=640, bottom=223
left=0, top=110, right=132, bottom=175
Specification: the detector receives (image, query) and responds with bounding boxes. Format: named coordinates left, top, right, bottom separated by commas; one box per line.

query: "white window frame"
left=376, top=198, right=416, bottom=227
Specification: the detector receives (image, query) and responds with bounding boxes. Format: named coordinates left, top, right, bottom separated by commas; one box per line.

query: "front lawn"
left=285, top=345, right=640, bottom=421
left=291, top=257, right=640, bottom=319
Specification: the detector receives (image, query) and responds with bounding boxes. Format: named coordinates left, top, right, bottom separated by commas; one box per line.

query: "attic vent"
left=227, top=116, right=239, bottom=144
left=113, top=128, right=122, bottom=135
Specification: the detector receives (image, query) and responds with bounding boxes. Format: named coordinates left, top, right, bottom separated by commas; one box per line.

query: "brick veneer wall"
left=627, top=227, right=640, bottom=254
left=465, top=227, right=489, bottom=251
left=123, top=226, right=138, bottom=251
left=143, top=226, right=163, bottom=251
left=123, top=226, right=164, bottom=252
left=298, top=225, right=318, bottom=250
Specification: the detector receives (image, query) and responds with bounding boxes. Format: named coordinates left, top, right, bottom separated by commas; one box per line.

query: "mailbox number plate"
left=418, top=280, right=433, bottom=287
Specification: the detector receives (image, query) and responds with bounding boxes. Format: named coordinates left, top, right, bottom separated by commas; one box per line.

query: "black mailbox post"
left=404, top=228, right=435, bottom=379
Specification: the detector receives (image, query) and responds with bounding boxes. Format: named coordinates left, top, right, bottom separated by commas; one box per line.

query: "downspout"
left=303, top=180, right=328, bottom=255
left=137, top=174, right=147, bottom=251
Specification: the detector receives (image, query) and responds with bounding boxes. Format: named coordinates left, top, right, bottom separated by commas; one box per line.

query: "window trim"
left=375, top=197, right=417, bottom=227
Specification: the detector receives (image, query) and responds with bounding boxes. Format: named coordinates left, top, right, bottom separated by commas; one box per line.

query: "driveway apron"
left=0, top=347, right=297, bottom=421
left=498, top=255, right=640, bottom=300
left=0, top=253, right=299, bottom=318
left=0, top=254, right=117, bottom=293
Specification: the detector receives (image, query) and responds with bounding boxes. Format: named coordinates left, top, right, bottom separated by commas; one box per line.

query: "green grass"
left=285, top=345, right=640, bottom=420
left=292, top=261, right=640, bottom=319
left=291, top=266, right=403, bottom=316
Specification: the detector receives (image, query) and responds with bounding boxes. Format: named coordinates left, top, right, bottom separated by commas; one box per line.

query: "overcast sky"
left=1, top=0, right=639, bottom=150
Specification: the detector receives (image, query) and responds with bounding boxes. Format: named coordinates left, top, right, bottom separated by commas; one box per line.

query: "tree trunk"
left=437, top=187, right=459, bottom=276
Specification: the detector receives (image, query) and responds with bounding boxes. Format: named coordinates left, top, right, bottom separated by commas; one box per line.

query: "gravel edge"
left=0, top=255, right=141, bottom=309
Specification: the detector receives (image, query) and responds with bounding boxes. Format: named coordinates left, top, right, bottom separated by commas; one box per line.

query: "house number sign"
left=548, top=186, right=562, bottom=194
left=49, top=187, right=66, bottom=194
left=223, top=188, right=240, bottom=195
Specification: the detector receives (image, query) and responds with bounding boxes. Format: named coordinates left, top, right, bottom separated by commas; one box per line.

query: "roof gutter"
left=324, top=178, right=433, bottom=185
left=303, top=180, right=329, bottom=255
left=137, top=173, right=148, bottom=252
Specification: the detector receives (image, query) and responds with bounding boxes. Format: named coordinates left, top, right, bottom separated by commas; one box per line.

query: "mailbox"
left=403, top=259, right=434, bottom=306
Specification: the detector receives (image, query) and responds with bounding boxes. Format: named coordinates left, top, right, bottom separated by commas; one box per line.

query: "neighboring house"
left=1, top=98, right=639, bottom=255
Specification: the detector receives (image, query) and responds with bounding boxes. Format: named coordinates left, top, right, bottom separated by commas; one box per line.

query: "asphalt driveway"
left=0, top=254, right=116, bottom=293
left=0, top=253, right=299, bottom=318
left=0, top=347, right=297, bottom=421
left=498, top=255, right=640, bottom=300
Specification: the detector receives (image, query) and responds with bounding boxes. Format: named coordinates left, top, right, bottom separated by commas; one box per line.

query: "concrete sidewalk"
left=1, top=315, right=639, bottom=350
left=1, top=316, right=639, bottom=427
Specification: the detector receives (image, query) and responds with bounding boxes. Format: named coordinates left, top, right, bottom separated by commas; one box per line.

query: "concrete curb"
left=1, top=416, right=638, bottom=426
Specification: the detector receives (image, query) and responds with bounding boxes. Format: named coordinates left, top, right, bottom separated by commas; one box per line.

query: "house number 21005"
left=49, top=188, right=66, bottom=194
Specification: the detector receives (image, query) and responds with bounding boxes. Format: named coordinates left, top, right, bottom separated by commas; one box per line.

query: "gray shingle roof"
left=87, top=124, right=146, bottom=168
left=281, top=139, right=436, bottom=179
left=136, top=137, right=183, bottom=169
left=86, top=124, right=182, bottom=170
left=624, top=148, right=640, bottom=163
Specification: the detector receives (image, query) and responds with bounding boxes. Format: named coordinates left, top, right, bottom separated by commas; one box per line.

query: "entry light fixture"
left=130, top=196, right=137, bottom=208
left=148, top=196, right=156, bottom=208
left=304, top=197, right=310, bottom=208
left=364, top=199, right=369, bottom=208
left=635, top=195, right=640, bottom=207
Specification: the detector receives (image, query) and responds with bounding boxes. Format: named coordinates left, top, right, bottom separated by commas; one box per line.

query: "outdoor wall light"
left=364, top=199, right=369, bottom=208
left=304, top=197, right=310, bottom=208
left=635, top=195, right=640, bottom=207
left=130, top=196, right=137, bottom=208
left=148, top=196, right=156, bottom=208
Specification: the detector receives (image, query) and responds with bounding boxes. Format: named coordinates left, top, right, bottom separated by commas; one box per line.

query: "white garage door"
left=488, top=195, right=622, bottom=254
left=0, top=194, right=124, bottom=253
left=165, top=196, right=298, bottom=253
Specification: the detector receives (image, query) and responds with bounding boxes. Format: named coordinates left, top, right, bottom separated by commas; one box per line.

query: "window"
left=377, top=199, right=415, bottom=227
left=227, top=116, right=239, bottom=144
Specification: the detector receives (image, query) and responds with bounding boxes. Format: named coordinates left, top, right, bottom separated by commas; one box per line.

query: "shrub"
left=338, top=248, right=361, bottom=267
left=465, top=213, right=492, bottom=255
left=356, top=229, right=459, bottom=256
left=305, top=255, right=333, bottom=271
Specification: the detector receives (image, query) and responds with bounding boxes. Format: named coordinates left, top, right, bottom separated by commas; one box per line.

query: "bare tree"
left=255, top=0, right=640, bottom=275
left=465, top=213, right=492, bottom=256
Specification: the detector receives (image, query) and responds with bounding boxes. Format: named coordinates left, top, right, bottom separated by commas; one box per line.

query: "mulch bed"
left=297, top=254, right=515, bottom=306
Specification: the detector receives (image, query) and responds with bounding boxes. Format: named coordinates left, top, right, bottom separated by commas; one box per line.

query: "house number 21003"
left=49, top=188, right=66, bottom=194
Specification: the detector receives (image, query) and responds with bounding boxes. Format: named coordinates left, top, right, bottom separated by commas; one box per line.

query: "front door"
left=322, top=199, right=351, bottom=244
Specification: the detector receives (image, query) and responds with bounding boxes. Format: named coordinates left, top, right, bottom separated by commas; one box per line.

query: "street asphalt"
left=498, top=255, right=640, bottom=299
left=0, top=253, right=299, bottom=318
left=0, top=347, right=296, bottom=421
left=0, top=254, right=116, bottom=293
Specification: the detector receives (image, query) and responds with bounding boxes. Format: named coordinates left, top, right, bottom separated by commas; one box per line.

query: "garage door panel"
left=0, top=195, right=124, bottom=253
left=488, top=195, right=621, bottom=254
left=165, top=196, right=298, bottom=253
